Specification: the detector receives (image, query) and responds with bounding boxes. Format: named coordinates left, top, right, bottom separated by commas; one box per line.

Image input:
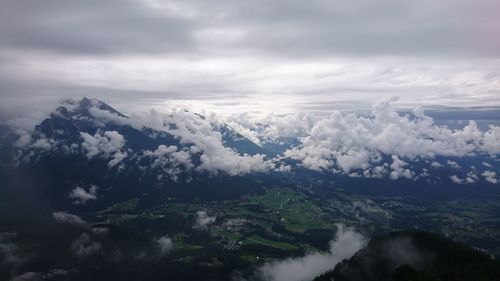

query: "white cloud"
left=135, top=109, right=275, bottom=176
left=482, top=171, right=498, bottom=184
left=69, top=185, right=98, bottom=205
left=253, top=224, right=365, bottom=281
left=389, top=155, right=413, bottom=180
left=431, top=161, right=443, bottom=168
left=450, top=171, right=479, bottom=184
left=226, top=121, right=262, bottom=146
left=465, top=177, right=476, bottom=184
left=52, top=211, right=87, bottom=227
left=4, top=97, right=499, bottom=183
left=142, top=145, right=194, bottom=181
left=30, top=137, right=55, bottom=151
left=156, top=236, right=174, bottom=256
left=450, top=175, right=464, bottom=184
left=447, top=160, right=460, bottom=169
left=80, top=130, right=128, bottom=168
left=193, top=211, right=216, bottom=230
left=88, top=106, right=142, bottom=130
left=283, top=98, right=500, bottom=179
left=483, top=161, right=493, bottom=168
left=482, top=126, right=500, bottom=155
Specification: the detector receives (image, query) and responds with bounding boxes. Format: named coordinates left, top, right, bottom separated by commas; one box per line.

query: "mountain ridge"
left=314, top=231, right=500, bottom=281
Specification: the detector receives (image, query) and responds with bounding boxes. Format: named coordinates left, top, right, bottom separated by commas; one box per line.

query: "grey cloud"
left=70, top=233, right=101, bottom=258
left=0, top=0, right=499, bottom=112
left=156, top=236, right=174, bottom=256
left=10, top=270, right=69, bottom=281
left=52, top=211, right=88, bottom=228
left=0, top=0, right=194, bottom=55
left=380, top=236, right=431, bottom=271
left=171, top=0, right=500, bottom=58
left=69, top=185, right=98, bottom=205
left=9, top=272, right=42, bottom=281
left=0, top=72, right=257, bottom=123
left=0, top=232, right=24, bottom=265
left=1, top=0, right=499, bottom=57
left=193, top=211, right=216, bottom=230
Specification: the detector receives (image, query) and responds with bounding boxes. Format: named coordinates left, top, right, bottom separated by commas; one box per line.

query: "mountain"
left=3, top=97, right=270, bottom=171
left=3, top=97, right=499, bottom=191
left=32, top=97, right=264, bottom=156
left=314, top=231, right=500, bottom=281
left=33, top=98, right=180, bottom=152
left=1, top=98, right=499, bottom=211
left=0, top=98, right=277, bottom=213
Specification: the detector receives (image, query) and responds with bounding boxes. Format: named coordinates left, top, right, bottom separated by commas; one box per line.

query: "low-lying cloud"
left=193, top=211, right=216, bottom=230
left=251, top=224, right=366, bottom=281
left=5, top=98, right=500, bottom=184
left=69, top=185, right=98, bottom=205
left=156, top=235, right=174, bottom=256
left=52, top=211, right=88, bottom=228
left=81, top=130, right=128, bottom=168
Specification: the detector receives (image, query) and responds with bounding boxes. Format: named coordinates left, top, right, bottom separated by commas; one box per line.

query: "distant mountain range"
left=2, top=97, right=498, bottom=177
left=0, top=98, right=499, bottom=205
left=0, top=98, right=286, bottom=213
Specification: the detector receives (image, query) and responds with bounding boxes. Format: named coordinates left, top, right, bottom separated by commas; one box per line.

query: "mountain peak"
left=60, top=97, right=127, bottom=118
left=33, top=98, right=129, bottom=138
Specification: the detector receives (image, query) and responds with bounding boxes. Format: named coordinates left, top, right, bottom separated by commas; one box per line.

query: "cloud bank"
left=5, top=98, right=500, bottom=184
left=281, top=99, right=500, bottom=177
left=1, top=0, right=499, bottom=114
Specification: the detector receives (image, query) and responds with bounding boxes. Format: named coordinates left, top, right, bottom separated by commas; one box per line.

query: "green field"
left=244, top=234, right=299, bottom=250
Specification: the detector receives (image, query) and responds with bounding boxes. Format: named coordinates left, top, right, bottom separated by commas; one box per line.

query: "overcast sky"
left=1, top=0, right=499, bottom=117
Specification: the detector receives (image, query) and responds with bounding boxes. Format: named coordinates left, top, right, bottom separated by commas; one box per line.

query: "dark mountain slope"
left=314, top=231, right=500, bottom=281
